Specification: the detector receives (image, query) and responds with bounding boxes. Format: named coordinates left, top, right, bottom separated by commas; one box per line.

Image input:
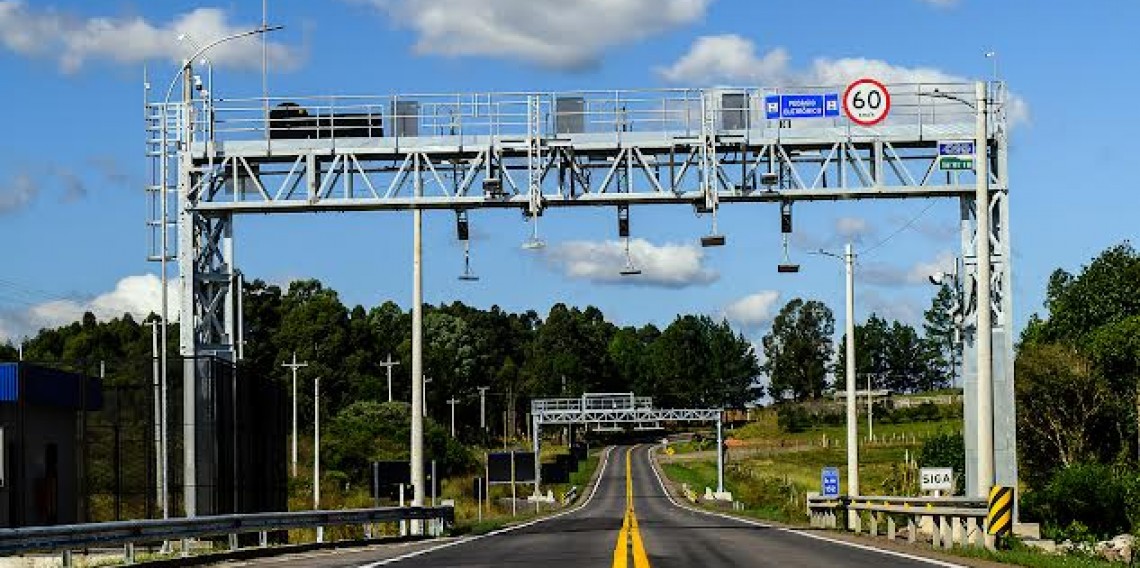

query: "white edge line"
left=643, top=446, right=966, bottom=568
left=357, top=446, right=615, bottom=567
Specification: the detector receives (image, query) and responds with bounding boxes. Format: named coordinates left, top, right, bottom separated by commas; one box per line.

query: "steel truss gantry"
left=531, top=394, right=721, bottom=426
left=146, top=78, right=1013, bottom=514
left=530, top=393, right=725, bottom=495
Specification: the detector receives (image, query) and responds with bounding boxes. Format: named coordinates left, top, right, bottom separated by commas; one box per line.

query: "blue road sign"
left=766, top=94, right=840, bottom=120
left=821, top=467, right=840, bottom=497
left=939, top=142, right=975, bottom=157
left=938, top=141, right=975, bottom=156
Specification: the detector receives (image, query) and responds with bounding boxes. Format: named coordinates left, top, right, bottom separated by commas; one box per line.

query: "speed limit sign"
left=843, top=78, right=891, bottom=126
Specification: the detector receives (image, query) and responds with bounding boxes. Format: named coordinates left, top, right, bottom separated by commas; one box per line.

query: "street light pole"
left=919, top=84, right=994, bottom=498
left=282, top=352, right=308, bottom=477
left=811, top=243, right=859, bottom=501
left=159, top=24, right=282, bottom=518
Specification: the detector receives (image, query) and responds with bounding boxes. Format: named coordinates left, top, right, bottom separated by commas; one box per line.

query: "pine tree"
left=922, top=283, right=961, bottom=390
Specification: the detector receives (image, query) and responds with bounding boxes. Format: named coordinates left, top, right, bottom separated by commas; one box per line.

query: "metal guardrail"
left=0, top=505, right=453, bottom=564
left=807, top=494, right=991, bottom=549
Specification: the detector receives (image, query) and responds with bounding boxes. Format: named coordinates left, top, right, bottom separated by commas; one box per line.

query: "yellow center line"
left=613, top=447, right=651, bottom=568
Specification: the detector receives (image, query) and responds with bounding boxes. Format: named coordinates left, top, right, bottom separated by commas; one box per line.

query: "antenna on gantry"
left=522, top=213, right=546, bottom=250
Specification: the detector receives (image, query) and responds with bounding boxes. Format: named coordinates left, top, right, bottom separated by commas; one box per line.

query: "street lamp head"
left=929, top=271, right=945, bottom=286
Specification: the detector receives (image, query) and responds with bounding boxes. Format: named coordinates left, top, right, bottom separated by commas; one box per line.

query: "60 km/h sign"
left=843, top=78, right=891, bottom=126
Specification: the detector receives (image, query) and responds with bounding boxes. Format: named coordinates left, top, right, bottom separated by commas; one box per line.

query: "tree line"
left=3, top=277, right=963, bottom=435
left=5, top=280, right=761, bottom=444
left=1013, top=242, right=1140, bottom=538
left=760, top=285, right=961, bottom=402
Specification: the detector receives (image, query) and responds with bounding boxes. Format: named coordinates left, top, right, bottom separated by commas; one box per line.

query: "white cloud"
left=906, top=251, right=957, bottom=284
left=0, top=173, right=38, bottom=213
left=860, top=289, right=924, bottom=326
left=543, top=238, right=717, bottom=287
left=656, top=34, right=788, bottom=84
left=0, top=3, right=299, bottom=73
left=0, top=274, right=176, bottom=341
left=860, top=250, right=956, bottom=287
left=835, top=217, right=874, bottom=242
left=362, top=0, right=710, bottom=70
left=657, top=37, right=1030, bottom=127
left=723, top=290, right=781, bottom=328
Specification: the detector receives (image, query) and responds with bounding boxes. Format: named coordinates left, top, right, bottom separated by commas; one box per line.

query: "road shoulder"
left=646, top=446, right=1010, bottom=568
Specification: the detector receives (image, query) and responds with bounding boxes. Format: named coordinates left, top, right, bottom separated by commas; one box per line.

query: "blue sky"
left=0, top=0, right=1136, bottom=350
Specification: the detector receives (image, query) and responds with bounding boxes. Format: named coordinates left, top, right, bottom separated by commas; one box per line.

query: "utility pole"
left=423, top=376, right=432, bottom=416
left=410, top=201, right=425, bottom=536
left=314, top=375, right=323, bottom=543
left=379, top=354, right=400, bottom=403
left=282, top=352, right=308, bottom=477
left=975, top=81, right=994, bottom=498
left=447, top=398, right=459, bottom=437
left=844, top=243, right=859, bottom=500
left=478, top=386, right=489, bottom=430
left=149, top=321, right=166, bottom=518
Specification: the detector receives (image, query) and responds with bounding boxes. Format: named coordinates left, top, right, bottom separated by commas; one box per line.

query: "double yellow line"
left=612, top=448, right=651, bottom=568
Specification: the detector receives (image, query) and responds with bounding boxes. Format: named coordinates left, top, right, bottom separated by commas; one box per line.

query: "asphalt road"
left=218, top=446, right=962, bottom=567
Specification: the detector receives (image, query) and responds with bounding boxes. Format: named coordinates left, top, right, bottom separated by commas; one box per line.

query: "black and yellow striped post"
left=987, top=486, right=1014, bottom=542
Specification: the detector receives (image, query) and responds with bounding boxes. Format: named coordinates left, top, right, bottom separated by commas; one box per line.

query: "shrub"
left=1021, top=462, right=1138, bottom=541
left=776, top=404, right=810, bottom=433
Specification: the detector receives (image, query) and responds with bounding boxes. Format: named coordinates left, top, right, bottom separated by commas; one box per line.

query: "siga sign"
left=765, top=94, right=840, bottom=120
left=920, top=467, right=953, bottom=492
left=843, top=78, right=891, bottom=126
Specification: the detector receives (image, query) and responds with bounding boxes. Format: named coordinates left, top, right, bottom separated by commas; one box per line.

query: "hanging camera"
left=777, top=200, right=800, bottom=273
left=456, top=210, right=479, bottom=281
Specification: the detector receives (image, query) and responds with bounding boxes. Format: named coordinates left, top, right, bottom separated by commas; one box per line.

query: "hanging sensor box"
left=456, top=211, right=470, bottom=241
left=701, top=235, right=726, bottom=247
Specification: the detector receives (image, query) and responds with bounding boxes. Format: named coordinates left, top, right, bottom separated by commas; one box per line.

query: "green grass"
left=659, top=406, right=1128, bottom=566
left=661, top=407, right=962, bottom=526
left=946, top=541, right=1125, bottom=568
left=662, top=462, right=718, bottom=491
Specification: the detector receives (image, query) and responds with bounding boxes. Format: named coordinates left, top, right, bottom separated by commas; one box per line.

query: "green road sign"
left=940, top=156, right=974, bottom=171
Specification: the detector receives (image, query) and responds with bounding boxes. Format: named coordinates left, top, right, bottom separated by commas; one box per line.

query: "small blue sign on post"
left=766, top=94, right=840, bottom=120
left=821, top=467, right=840, bottom=498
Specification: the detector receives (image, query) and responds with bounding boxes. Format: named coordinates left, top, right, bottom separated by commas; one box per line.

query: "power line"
left=858, top=201, right=939, bottom=258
